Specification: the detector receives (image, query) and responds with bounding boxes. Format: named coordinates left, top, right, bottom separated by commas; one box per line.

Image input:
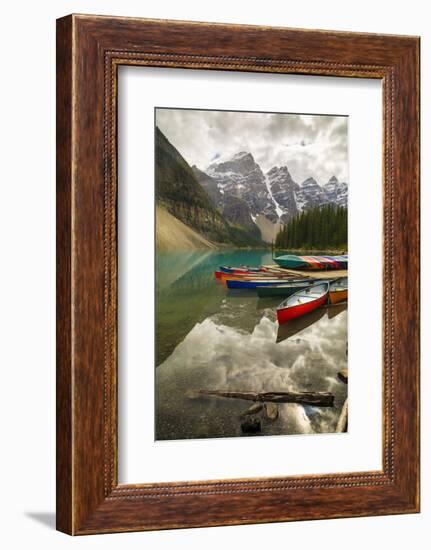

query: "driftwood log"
left=188, top=389, right=334, bottom=407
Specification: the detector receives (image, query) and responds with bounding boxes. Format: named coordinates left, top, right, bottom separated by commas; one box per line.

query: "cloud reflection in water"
left=156, top=304, right=347, bottom=440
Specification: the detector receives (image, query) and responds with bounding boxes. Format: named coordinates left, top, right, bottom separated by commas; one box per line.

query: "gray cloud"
left=156, top=108, right=348, bottom=184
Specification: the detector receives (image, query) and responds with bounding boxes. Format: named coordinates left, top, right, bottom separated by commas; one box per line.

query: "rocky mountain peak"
left=205, top=151, right=277, bottom=222
left=327, top=175, right=339, bottom=185
left=194, top=148, right=348, bottom=242
left=302, top=177, right=319, bottom=187
left=207, top=150, right=258, bottom=176
left=323, top=175, right=348, bottom=208
left=266, top=166, right=299, bottom=222
left=267, top=165, right=292, bottom=178
left=232, top=151, right=253, bottom=161
left=295, top=177, right=328, bottom=211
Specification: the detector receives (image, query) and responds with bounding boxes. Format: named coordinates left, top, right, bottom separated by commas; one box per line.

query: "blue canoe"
left=226, top=278, right=306, bottom=290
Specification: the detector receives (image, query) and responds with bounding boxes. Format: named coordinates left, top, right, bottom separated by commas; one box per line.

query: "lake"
left=155, top=249, right=348, bottom=440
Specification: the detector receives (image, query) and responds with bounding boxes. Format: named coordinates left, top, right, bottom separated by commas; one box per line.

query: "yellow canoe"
left=329, top=288, right=348, bottom=304
left=329, top=277, right=348, bottom=304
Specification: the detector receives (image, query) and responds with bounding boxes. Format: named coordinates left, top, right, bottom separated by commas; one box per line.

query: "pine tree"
left=276, top=205, right=347, bottom=250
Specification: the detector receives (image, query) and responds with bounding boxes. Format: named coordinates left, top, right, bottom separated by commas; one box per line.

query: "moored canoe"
left=300, top=256, right=324, bottom=269
left=276, top=282, right=330, bottom=324
left=219, top=265, right=265, bottom=275
left=257, top=279, right=330, bottom=298
left=329, top=289, right=348, bottom=304
left=329, top=277, right=348, bottom=304
left=226, top=278, right=302, bottom=290
left=273, top=255, right=307, bottom=269
left=220, top=272, right=304, bottom=283
left=331, top=256, right=348, bottom=269
left=274, top=254, right=348, bottom=270
left=222, top=272, right=309, bottom=284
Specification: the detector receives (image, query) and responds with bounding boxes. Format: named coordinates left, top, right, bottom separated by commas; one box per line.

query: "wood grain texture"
left=56, top=15, right=73, bottom=535
left=56, top=14, right=420, bottom=535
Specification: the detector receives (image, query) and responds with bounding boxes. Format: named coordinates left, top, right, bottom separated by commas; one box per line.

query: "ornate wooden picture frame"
left=56, top=14, right=420, bottom=534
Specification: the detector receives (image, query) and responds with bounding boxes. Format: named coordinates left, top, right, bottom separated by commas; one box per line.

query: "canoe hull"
left=257, top=283, right=314, bottom=298
left=220, top=265, right=265, bottom=275
left=221, top=272, right=301, bottom=284
left=273, top=255, right=307, bottom=269
left=274, top=254, right=348, bottom=271
left=227, top=279, right=295, bottom=289
left=276, top=292, right=328, bottom=324
left=329, top=289, right=348, bottom=304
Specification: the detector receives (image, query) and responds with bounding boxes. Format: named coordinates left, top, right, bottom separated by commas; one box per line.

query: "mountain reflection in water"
left=155, top=249, right=347, bottom=440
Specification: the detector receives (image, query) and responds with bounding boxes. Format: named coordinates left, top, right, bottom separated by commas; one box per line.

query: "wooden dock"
left=263, top=265, right=347, bottom=280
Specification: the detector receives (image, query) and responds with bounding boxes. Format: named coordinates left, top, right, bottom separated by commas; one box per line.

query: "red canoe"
left=215, top=267, right=266, bottom=279
left=276, top=282, right=329, bottom=324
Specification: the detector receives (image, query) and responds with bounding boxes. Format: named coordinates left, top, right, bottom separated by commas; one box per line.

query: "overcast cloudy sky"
left=156, top=108, right=348, bottom=184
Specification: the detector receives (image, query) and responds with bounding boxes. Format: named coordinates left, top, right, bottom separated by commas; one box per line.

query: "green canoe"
left=274, top=254, right=348, bottom=270
left=257, top=279, right=320, bottom=298
left=273, top=255, right=307, bottom=269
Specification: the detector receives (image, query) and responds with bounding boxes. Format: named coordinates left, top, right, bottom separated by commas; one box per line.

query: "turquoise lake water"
left=155, top=249, right=347, bottom=440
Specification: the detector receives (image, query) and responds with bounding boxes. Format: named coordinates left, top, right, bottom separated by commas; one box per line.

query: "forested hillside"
left=155, top=127, right=263, bottom=248
left=275, top=204, right=347, bottom=250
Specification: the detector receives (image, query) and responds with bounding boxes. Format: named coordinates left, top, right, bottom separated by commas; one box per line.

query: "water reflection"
left=276, top=302, right=347, bottom=343
left=156, top=249, right=273, bottom=365
left=155, top=250, right=348, bottom=441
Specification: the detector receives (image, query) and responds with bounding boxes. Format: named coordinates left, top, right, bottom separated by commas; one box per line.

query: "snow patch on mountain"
left=193, top=150, right=348, bottom=242
left=205, top=152, right=278, bottom=222
left=264, top=173, right=284, bottom=218
left=323, top=175, right=348, bottom=207
left=266, top=166, right=300, bottom=222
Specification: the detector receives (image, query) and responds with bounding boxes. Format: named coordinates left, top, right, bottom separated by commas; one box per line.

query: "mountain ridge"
left=193, top=150, right=348, bottom=241
left=155, top=128, right=264, bottom=249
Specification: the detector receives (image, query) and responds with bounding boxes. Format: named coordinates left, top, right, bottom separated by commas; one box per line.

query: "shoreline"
left=274, top=249, right=348, bottom=255
left=156, top=245, right=348, bottom=254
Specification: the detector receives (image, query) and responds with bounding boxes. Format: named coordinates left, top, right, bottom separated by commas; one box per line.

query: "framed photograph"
left=56, top=14, right=420, bottom=534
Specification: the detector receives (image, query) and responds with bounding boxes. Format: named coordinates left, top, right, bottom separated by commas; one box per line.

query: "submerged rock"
left=264, top=402, right=279, bottom=421
left=242, top=402, right=264, bottom=416
left=337, top=369, right=348, bottom=384
left=241, top=417, right=261, bottom=433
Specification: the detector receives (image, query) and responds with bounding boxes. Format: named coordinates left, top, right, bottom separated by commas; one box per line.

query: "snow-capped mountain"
left=193, top=151, right=348, bottom=240
left=265, top=166, right=300, bottom=223
left=206, top=152, right=278, bottom=222
left=323, top=175, right=348, bottom=207
left=295, top=177, right=329, bottom=211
